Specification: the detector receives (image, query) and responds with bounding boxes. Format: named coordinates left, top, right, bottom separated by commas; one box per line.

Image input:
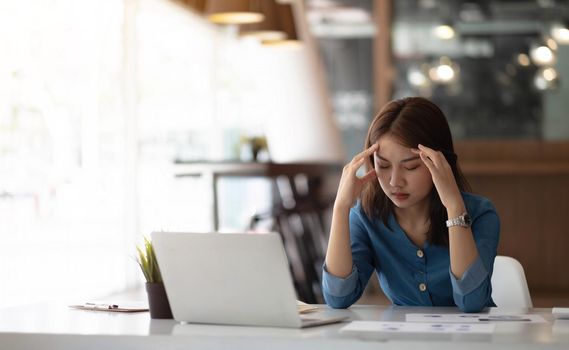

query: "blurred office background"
left=1, top=0, right=568, bottom=307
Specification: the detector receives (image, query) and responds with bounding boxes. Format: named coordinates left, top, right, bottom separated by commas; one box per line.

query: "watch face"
left=463, top=213, right=472, bottom=226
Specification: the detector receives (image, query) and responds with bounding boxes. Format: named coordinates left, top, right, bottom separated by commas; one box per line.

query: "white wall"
left=0, top=0, right=346, bottom=306
left=0, top=0, right=130, bottom=306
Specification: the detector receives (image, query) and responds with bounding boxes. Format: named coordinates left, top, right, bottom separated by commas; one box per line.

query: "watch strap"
left=446, top=212, right=471, bottom=228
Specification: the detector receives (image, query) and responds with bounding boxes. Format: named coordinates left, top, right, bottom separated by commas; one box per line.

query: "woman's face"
left=374, top=135, right=434, bottom=209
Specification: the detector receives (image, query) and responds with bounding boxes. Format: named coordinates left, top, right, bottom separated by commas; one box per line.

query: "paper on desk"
left=296, top=300, right=318, bottom=314
left=341, top=321, right=495, bottom=334
left=552, top=307, right=569, bottom=319
left=406, top=313, right=546, bottom=323
left=69, top=301, right=148, bottom=313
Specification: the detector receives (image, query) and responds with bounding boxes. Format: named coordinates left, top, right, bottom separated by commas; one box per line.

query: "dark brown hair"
left=361, top=97, right=471, bottom=247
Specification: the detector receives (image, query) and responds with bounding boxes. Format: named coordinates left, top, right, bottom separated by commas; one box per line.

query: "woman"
left=322, top=97, right=499, bottom=313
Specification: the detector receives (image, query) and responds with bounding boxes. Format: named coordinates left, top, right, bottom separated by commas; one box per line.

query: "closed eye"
left=405, top=165, right=420, bottom=171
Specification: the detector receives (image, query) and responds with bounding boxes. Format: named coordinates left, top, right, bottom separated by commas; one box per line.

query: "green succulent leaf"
left=135, top=236, right=163, bottom=283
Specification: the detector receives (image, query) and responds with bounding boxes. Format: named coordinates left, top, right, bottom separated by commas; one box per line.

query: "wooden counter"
left=456, top=141, right=569, bottom=298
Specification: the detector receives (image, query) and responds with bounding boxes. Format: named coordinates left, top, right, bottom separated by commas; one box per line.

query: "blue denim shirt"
left=322, top=192, right=500, bottom=313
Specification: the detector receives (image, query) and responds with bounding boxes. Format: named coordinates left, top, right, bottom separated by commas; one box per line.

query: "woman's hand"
left=412, top=144, right=465, bottom=212
left=334, top=143, right=379, bottom=211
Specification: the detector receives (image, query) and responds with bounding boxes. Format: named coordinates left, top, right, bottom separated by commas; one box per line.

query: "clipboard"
left=69, top=302, right=149, bottom=313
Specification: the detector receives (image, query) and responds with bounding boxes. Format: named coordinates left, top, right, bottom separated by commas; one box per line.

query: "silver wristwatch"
left=446, top=212, right=472, bottom=228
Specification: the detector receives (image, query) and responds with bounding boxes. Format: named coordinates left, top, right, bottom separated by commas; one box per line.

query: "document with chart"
left=341, top=321, right=495, bottom=334
left=405, top=313, right=546, bottom=323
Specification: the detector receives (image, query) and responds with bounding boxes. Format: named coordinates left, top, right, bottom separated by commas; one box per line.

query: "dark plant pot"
left=146, top=282, right=173, bottom=319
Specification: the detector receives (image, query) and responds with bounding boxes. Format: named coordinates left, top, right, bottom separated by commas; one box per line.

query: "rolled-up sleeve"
left=450, top=200, right=500, bottom=313
left=322, top=206, right=376, bottom=309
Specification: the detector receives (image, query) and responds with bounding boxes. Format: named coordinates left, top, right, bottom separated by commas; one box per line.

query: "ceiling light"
left=206, top=0, right=265, bottom=25
left=407, top=66, right=429, bottom=87
left=529, top=43, right=556, bottom=66
left=434, top=64, right=455, bottom=81
left=429, top=57, right=459, bottom=84
left=551, top=22, right=569, bottom=44
left=433, top=23, right=455, bottom=40
left=262, top=40, right=303, bottom=49
left=534, top=67, right=559, bottom=91
left=240, top=1, right=297, bottom=44
left=542, top=67, right=558, bottom=81
left=517, top=53, right=531, bottom=66
left=241, top=30, right=287, bottom=42
left=546, top=37, right=558, bottom=51
left=208, top=12, right=264, bottom=25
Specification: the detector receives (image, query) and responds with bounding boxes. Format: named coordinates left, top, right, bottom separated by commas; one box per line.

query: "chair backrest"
left=491, top=256, right=533, bottom=308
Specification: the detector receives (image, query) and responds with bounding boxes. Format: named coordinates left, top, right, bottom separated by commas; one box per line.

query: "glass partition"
left=308, top=0, right=569, bottom=147
left=392, top=0, right=569, bottom=140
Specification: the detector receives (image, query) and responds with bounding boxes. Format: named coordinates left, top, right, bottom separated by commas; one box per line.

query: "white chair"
left=491, top=256, right=533, bottom=308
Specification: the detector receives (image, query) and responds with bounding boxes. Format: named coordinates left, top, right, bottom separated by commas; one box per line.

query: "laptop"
left=151, top=231, right=348, bottom=328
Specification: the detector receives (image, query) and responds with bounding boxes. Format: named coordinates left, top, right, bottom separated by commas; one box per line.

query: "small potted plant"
left=136, top=237, right=173, bottom=319
left=239, top=135, right=269, bottom=161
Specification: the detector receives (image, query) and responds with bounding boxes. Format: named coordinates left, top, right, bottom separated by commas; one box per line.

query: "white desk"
left=1, top=303, right=568, bottom=350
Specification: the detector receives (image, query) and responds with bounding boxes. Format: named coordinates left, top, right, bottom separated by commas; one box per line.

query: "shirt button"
left=417, top=249, right=424, bottom=258
left=419, top=283, right=427, bottom=292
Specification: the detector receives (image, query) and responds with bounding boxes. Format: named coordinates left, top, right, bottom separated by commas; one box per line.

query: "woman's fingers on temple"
left=354, top=143, right=379, bottom=162
left=360, top=169, right=377, bottom=183
left=418, top=144, right=441, bottom=167
left=418, top=144, right=435, bottom=157
left=412, top=147, right=431, bottom=165
left=419, top=151, right=435, bottom=171
left=354, top=156, right=366, bottom=168
left=346, top=157, right=365, bottom=175
left=347, top=156, right=375, bottom=182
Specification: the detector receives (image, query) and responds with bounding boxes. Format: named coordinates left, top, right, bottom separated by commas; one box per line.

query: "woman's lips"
left=393, top=193, right=409, bottom=200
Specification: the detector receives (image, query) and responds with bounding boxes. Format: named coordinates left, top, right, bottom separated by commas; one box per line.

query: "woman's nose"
left=389, top=169, right=404, bottom=188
